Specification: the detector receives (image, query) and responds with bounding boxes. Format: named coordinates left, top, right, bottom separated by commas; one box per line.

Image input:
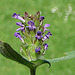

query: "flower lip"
left=35, top=47, right=41, bottom=52
left=28, top=21, right=35, bottom=26
left=40, top=16, right=45, bottom=21
left=43, top=43, right=48, bottom=50
left=16, top=22, right=24, bottom=27
left=14, top=32, right=19, bottom=37
left=16, top=22, right=25, bottom=31
left=16, top=27, right=25, bottom=31
left=37, top=31, right=42, bottom=36
left=35, top=31, right=43, bottom=39
left=43, top=31, right=52, bottom=41
left=47, top=32, right=52, bottom=36
left=43, top=24, right=50, bottom=32
left=45, top=35, right=49, bottom=38
left=12, top=13, right=25, bottom=22
left=44, top=24, right=50, bottom=27
left=46, top=32, right=52, bottom=38
left=14, top=32, right=22, bottom=41
left=12, top=13, right=20, bottom=19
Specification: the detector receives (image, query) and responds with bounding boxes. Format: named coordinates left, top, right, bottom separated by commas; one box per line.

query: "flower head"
left=12, top=11, right=52, bottom=61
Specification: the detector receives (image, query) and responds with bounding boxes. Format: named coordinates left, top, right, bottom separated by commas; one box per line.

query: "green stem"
left=30, top=68, right=36, bottom=75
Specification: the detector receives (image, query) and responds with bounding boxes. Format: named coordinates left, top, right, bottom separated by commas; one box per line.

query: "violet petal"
left=35, top=47, right=41, bottom=52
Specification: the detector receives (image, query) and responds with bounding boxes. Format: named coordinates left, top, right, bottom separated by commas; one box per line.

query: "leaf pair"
left=0, top=41, right=75, bottom=69
left=0, top=41, right=51, bottom=69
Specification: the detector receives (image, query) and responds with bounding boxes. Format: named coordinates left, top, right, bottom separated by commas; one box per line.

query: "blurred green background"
left=0, top=0, right=75, bottom=75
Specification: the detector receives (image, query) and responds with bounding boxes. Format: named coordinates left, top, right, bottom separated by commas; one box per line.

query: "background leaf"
left=46, top=51, right=75, bottom=63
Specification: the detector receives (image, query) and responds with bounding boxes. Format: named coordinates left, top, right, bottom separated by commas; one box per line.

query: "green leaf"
left=0, top=41, right=33, bottom=68
left=46, top=51, right=75, bottom=63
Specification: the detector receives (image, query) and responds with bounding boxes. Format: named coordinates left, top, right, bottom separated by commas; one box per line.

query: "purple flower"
left=43, top=43, right=48, bottom=50
left=16, top=22, right=24, bottom=26
left=12, top=13, right=25, bottom=22
left=14, top=32, right=22, bottom=41
left=43, top=24, right=50, bottom=32
left=46, top=32, right=52, bottom=38
left=26, top=21, right=36, bottom=31
left=43, top=32, right=52, bottom=41
left=35, top=47, right=41, bottom=52
left=40, top=16, right=45, bottom=21
left=16, top=27, right=25, bottom=31
left=28, top=21, right=35, bottom=26
left=35, top=31, right=43, bottom=40
left=16, top=22, right=25, bottom=31
left=43, top=35, right=48, bottom=41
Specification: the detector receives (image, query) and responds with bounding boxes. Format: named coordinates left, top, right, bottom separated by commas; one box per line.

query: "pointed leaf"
left=0, top=41, right=33, bottom=68
left=46, top=51, right=75, bottom=63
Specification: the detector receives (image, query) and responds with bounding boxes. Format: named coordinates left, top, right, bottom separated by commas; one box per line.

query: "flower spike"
left=12, top=11, right=52, bottom=61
